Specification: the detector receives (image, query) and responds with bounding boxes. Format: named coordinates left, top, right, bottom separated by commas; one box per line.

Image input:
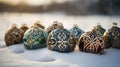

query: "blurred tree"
left=97, top=0, right=120, bottom=14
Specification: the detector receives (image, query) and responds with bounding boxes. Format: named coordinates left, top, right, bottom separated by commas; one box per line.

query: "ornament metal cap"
left=73, top=24, right=78, bottom=27
left=33, top=21, right=45, bottom=29
left=97, top=22, right=101, bottom=28
left=53, top=21, right=58, bottom=26
left=58, top=22, right=64, bottom=29
left=12, top=23, right=17, bottom=28
left=21, top=23, right=27, bottom=27
left=112, top=22, right=117, bottom=27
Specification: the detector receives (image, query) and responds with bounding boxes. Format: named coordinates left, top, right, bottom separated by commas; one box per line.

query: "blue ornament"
left=23, top=25, right=48, bottom=50
left=103, top=22, right=120, bottom=49
left=78, top=28, right=104, bottom=54
left=70, top=24, right=84, bottom=44
left=47, top=24, right=76, bottom=53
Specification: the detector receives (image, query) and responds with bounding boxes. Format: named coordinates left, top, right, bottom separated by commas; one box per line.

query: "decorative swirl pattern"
left=103, top=25, right=120, bottom=49
left=47, top=28, right=76, bottom=53
left=78, top=31, right=104, bottom=54
left=111, top=27, right=120, bottom=48
left=23, top=26, right=47, bottom=49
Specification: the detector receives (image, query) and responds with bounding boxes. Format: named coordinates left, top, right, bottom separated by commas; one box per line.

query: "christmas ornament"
left=103, top=22, right=120, bottom=49
left=46, top=21, right=62, bottom=34
left=78, top=28, right=104, bottom=54
left=23, top=24, right=47, bottom=50
left=47, top=23, right=76, bottom=53
left=70, top=24, right=84, bottom=44
left=4, top=24, right=24, bottom=46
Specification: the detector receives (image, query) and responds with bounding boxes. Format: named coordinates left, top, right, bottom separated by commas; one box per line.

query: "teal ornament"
left=104, top=22, right=120, bottom=49
left=70, top=24, right=84, bottom=44
left=23, top=25, right=48, bottom=50
left=47, top=24, right=76, bottom=53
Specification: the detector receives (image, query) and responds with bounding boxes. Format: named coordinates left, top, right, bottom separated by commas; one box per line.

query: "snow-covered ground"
left=0, top=12, right=120, bottom=67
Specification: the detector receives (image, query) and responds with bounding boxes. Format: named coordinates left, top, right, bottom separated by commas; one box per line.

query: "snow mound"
left=36, top=56, right=55, bottom=62
left=8, top=44, right=25, bottom=54
left=21, top=48, right=57, bottom=62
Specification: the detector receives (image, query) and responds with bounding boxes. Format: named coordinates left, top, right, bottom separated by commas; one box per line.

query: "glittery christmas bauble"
left=47, top=25, right=76, bottom=53
left=78, top=29, right=104, bottom=54
left=70, top=24, right=84, bottom=44
left=4, top=24, right=24, bottom=46
left=46, top=21, right=62, bottom=34
left=23, top=25, right=48, bottom=50
left=103, top=23, right=120, bottom=49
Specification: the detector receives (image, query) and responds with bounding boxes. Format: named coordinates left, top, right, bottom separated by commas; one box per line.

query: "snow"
left=0, top=12, right=120, bottom=67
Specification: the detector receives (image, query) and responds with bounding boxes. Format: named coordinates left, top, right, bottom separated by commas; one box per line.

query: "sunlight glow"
left=0, top=0, right=73, bottom=6
left=0, top=0, right=21, bottom=5
left=25, top=0, right=51, bottom=6
left=25, top=0, right=73, bottom=6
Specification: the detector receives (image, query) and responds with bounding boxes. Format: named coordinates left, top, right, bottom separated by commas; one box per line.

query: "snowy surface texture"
left=0, top=13, right=120, bottom=67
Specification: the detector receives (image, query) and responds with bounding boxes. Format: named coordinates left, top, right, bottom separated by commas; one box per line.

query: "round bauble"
left=103, top=22, right=120, bottom=49
left=23, top=25, right=47, bottom=50
left=4, top=24, right=24, bottom=46
left=47, top=24, right=76, bottom=53
left=78, top=28, right=104, bottom=54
